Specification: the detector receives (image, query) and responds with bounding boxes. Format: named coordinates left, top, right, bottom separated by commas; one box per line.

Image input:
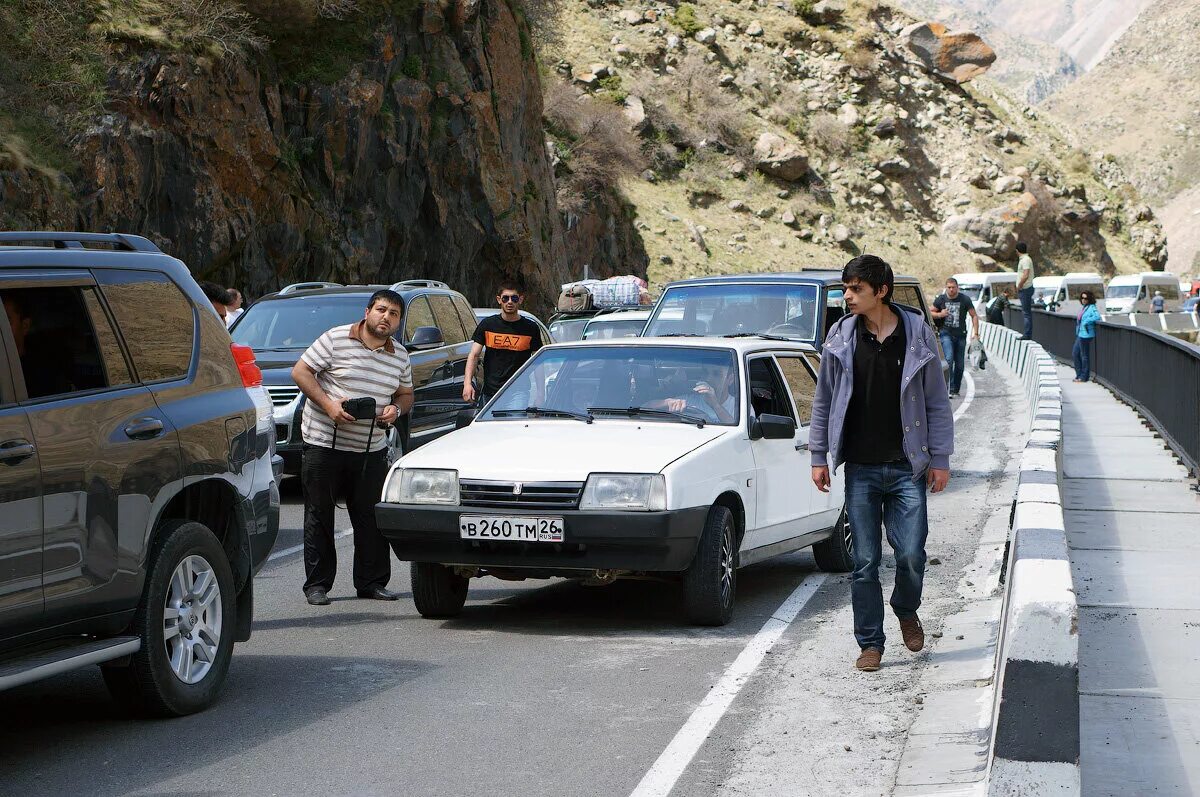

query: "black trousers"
left=301, top=444, right=392, bottom=595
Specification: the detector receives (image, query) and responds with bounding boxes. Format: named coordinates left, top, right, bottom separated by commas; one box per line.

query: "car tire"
left=102, top=520, right=236, bottom=717
left=411, top=562, right=469, bottom=618
left=682, top=504, right=737, bottom=626
left=812, top=503, right=854, bottom=573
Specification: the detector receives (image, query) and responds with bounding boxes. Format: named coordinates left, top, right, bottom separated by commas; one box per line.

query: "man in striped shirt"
left=292, top=289, right=415, bottom=606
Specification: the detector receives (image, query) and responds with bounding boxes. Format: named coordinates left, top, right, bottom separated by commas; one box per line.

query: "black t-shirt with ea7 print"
left=472, top=314, right=544, bottom=395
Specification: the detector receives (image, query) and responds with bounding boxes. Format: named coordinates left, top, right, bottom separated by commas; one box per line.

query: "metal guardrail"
left=1004, top=306, right=1200, bottom=476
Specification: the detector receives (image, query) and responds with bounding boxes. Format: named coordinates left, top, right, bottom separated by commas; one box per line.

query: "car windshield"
left=956, top=284, right=984, bottom=301
left=480, top=345, right=741, bottom=426
left=1106, top=285, right=1138, bottom=299
left=231, top=296, right=378, bottom=350
left=548, top=318, right=590, bottom=342
left=1031, top=285, right=1057, bottom=303
left=582, top=318, right=647, bottom=339
left=644, top=283, right=820, bottom=341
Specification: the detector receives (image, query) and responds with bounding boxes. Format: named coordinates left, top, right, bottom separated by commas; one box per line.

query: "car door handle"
left=124, top=418, right=165, bottom=440
left=795, top=442, right=809, bottom=451
left=0, top=439, right=35, bottom=464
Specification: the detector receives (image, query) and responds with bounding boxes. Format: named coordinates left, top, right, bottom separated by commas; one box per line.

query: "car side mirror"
left=407, top=325, right=444, bottom=350
left=754, top=414, right=796, bottom=440
left=455, top=408, right=477, bottom=429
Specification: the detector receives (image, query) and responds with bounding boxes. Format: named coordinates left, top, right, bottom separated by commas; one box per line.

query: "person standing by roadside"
left=1015, top=242, right=1035, bottom=340
left=1072, top=290, right=1101, bottom=383
left=463, top=281, right=544, bottom=407
left=809, top=255, right=955, bottom=673
left=1151, top=291, right=1165, bottom=314
left=224, top=288, right=245, bottom=328
left=291, top=289, right=415, bottom=606
left=931, top=277, right=980, bottom=397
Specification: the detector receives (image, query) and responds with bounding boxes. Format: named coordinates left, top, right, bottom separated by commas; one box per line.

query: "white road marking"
left=267, top=529, right=352, bottom=562
left=629, top=573, right=829, bottom=797
left=955, top=371, right=976, bottom=422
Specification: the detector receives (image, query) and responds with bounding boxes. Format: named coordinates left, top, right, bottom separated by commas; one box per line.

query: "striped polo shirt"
left=299, top=321, right=413, bottom=452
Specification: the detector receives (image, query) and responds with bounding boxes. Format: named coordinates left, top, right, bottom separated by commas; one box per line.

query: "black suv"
left=0, top=232, right=279, bottom=716
left=230, top=280, right=479, bottom=474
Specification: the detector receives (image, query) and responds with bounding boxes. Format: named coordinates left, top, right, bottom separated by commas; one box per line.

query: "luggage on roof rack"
left=559, top=275, right=648, bottom=312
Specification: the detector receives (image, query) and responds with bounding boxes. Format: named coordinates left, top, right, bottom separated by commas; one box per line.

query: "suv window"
left=775, top=355, right=817, bottom=425
left=746, top=357, right=795, bottom=421
left=404, top=294, right=437, bottom=340
left=428, top=294, right=467, bottom=344
left=1, top=285, right=131, bottom=400
left=96, top=270, right=194, bottom=382
left=892, top=284, right=923, bottom=311
left=451, top=296, right=479, bottom=339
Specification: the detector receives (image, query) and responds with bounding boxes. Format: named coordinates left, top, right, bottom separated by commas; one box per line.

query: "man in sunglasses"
left=464, top=281, right=544, bottom=407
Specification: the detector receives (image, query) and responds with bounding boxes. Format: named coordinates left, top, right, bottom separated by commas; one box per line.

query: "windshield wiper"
left=492, top=406, right=594, bottom=423
left=588, top=406, right=707, bottom=428
left=654, top=333, right=705, bottom=337
left=721, top=333, right=795, bottom=341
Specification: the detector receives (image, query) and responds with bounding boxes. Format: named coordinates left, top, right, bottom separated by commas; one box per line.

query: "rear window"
left=96, top=270, right=194, bottom=382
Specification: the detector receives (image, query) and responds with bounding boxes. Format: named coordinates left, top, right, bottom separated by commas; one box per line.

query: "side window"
left=1, top=285, right=125, bottom=400
left=775, top=356, right=817, bottom=426
left=95, top=270, right=194, bottom=382
left=404, top=295, right=436, bottom=340
left=746, top=357, right=795, bottom=422
left=451, top=295, right=480, bottom=339
left=892, top=284, right=922, bottom=309
left=428, top=294, right=467, bottom=345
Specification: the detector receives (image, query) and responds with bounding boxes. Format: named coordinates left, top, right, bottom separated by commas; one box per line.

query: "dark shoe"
left=1018, top=335, right=1032, bottom=341
left=856, top=648, right=883, bottom=672
left=306, top=589, right=331, bottom=606
left=899, top=615, right=925, bottom=652
left=356, top=586, right=401, bottom=601
left=949, top=390, right=959, bottom=397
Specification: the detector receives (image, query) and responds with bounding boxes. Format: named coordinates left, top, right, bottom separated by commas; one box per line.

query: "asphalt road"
left=0, top=365, right=1019, bottom=797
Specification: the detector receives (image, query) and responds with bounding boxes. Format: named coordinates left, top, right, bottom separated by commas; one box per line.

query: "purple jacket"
left=809, top=305, right=954, bottom=480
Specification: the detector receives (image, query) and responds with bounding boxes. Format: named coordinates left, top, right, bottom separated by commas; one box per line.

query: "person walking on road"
left=463, top=281, right=544, bottom=408
left=809, top=255, right=955, bottom=673
left=291, top=289, right=415, bottom=606
left=932, top=277, right=979, bottom=397
left=1151, top=291, right=1165, bottom=314
left=1073, top=290, right=1101, bottom=383
left=1015, top=242, right=1035, bottom=340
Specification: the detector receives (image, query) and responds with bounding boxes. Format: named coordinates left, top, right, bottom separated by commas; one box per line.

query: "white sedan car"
left=376, top=338, right=850, bottom=625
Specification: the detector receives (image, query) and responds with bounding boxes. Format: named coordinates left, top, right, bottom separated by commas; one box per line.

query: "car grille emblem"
left=513, top=482, right=523, bottom=496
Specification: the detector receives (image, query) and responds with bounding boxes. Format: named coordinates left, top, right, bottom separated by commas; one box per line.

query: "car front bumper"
left=375, top=504, right=710, bottom=572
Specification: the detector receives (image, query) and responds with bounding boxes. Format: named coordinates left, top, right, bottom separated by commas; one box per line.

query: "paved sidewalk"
left=1059, top=368, right=1200, bottom=796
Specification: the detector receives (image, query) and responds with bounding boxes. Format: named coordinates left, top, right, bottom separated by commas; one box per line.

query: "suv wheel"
left=411, top=562, right=469, bottom=618
left=102, top=520, right=236, bottom=717
left=812, top=504, right=854, bottom=573
left=681, top=504, right=737, bottom=626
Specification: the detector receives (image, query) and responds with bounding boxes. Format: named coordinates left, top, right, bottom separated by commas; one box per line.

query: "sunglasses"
left=500, top=294, right=521, bottom=303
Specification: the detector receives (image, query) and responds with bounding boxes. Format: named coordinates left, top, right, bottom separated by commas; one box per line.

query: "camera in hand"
left=341, top=397, right=377, bottom=421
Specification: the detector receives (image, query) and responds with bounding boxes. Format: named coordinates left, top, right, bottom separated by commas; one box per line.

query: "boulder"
left=746, top=21, right=764, bottom=37
left=695, top=27, right=717, bottom=44
left=810, top=0, right=845, bottom=24
left=873, top=117, right=898, bottom=138
left=877, top=157, right=910, bottom=176
left=992, top=175, right=1024, bottom=194
left=838, top=103, right=860, bottom=127
left=618, top=9, right=643, bottom=24
left=753, top=133, right=810, bottom=182
left=899, top=22, right=996, bottom=83
left=622, top=95, right=648, bottom=134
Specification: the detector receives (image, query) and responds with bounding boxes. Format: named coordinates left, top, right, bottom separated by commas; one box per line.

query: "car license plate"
left=459, top=515, right=564, bottom=543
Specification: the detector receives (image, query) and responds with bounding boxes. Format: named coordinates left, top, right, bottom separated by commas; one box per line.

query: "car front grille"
left=459, top=480, right=584, bottom=510
left=266, top=386, right=301, bottom=407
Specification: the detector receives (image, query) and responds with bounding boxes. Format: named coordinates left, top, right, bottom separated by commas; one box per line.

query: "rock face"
left=753, top=133, right=809, bottom=182
left=900, top=22, right=997, bottom=83
left=0, top=4, right=645, bottom=308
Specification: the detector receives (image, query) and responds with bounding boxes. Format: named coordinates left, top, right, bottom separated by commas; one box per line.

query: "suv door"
left=3, top=276, right=180, bottom=626
left=744, top=355, right=807, bottom=549
left=0, top=311, right=42, bottom=640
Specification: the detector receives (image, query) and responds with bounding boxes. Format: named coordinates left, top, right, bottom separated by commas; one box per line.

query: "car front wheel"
left=812, top=504, right=854, bottom=573
left=682, top=504, right=737, bottom=626
left=102, top=520, right=236, bottom=717
left=411, top=562, right=469, bottom=618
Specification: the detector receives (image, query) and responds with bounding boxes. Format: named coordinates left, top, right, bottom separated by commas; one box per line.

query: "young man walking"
left=1015, top=242, right=1035, bottom=339
left=292, top=289, right=415, bottom=606
left=932, top=277, right=980, bottom=397
left=810, top=255, right=955, bottom=672
left=463, top=281, right=544, bottom=407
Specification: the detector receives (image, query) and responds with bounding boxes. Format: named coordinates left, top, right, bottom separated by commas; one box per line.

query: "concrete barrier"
left=978, top=322, right=1080, bottom=795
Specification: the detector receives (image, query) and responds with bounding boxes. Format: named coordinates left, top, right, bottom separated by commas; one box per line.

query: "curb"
left=978, top=322, right=1080, bottom=796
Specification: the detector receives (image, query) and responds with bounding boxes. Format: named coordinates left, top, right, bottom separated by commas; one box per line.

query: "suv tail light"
left=231, top=344, right=263, bottom=387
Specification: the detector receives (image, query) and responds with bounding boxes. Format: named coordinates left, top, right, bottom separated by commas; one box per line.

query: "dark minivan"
left=0, top=232, right=278, bottom=716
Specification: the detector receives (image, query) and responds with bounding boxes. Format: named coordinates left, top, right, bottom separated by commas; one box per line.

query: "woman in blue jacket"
left=1073, top=290, right=1101, bottom=382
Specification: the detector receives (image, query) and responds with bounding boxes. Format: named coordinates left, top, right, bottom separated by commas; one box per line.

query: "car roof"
left=254, top=284, right=467, bottom=302
left=663, top=270, right=922, bottom=289
left=583, top=309, right=652, bottom=323
left=543, top=336, right=818, bottom=354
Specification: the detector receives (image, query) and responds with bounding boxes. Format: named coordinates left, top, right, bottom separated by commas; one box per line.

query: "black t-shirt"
left=843, top=307, right=907, bottom=465
left=472, top=314, right=544, bottom=395
left=933, top=292, right=972, bottom=337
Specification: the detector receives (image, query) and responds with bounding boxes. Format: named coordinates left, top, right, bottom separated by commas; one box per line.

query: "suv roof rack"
left=0, top=231, right=161, bottom=253
left=278, top=281, right=343, bottom=295
left=391, top=279, right=450, bottom=290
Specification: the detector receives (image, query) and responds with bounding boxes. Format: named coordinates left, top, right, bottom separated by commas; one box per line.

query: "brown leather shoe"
left=899, top=615, right=925, bottom=652
left=855, top=648, right=882, bottom=672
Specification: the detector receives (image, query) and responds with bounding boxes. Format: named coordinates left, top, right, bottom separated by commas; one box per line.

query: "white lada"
left=375, top=338, right=850, bottom=625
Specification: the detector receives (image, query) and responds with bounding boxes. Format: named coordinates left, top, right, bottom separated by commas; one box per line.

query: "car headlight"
left=580, top=473, right=666, bottom=511
left=384, top=468, right=459, bottom=505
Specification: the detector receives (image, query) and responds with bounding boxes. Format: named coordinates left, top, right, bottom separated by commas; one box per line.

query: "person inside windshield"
left=645, top=362, right=736, bottom=423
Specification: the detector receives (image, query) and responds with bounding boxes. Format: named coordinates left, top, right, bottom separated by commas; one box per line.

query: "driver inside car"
left=645, top=363, right=737, bottom=423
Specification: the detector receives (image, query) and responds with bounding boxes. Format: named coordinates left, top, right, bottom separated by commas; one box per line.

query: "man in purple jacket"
left=810, top=255, right=954, bottom=672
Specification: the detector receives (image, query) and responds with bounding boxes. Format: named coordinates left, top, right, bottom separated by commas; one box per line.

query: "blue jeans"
left=939, top=332, right=966, bottom=393
left=1019, top=287, right=1035, bottom=338
left=844, top=461, right=930, bottom=651
left=1072, top=336, right=1092, bottom=381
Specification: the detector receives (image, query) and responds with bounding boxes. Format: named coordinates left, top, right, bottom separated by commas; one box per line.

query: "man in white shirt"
left=224, top=288, right=244, bottom=328
left=1015, top=242, right=1035, bottom=340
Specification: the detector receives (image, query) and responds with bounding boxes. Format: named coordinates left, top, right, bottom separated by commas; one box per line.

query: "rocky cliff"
left=0, top=1, right=646, bottom=308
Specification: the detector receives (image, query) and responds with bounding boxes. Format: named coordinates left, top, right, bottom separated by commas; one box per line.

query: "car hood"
left=396, top=420, right=732, bottom=481
left=251, top=349, right=306, bottom=372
